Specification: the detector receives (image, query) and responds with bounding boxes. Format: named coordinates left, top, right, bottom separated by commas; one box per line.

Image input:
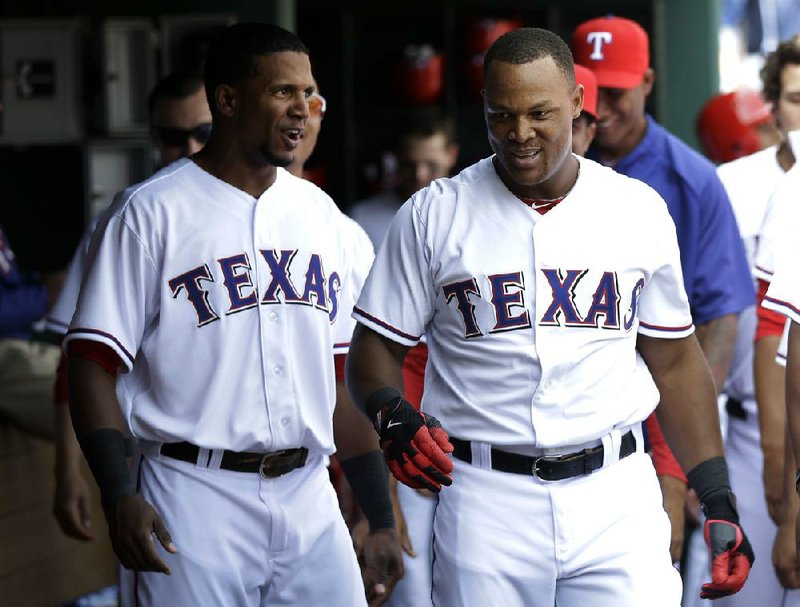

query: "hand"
left=700, top=491, right=754, bottom=599
left=53, top=465, right=94, bottom=541
left=658, top=475, right=687, bottom=563
left=374, top=396, right=453, bottom=492
left=763, top=446, right=786, bottom=525
left=104, top=495, right=177, bottom=573
left=774, top=517, right=800, bottom=588
left=361, top=528, right=404, bottom=607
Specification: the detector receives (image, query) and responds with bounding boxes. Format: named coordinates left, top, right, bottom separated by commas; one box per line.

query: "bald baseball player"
left=50, top=72, right=212, bottom=542
left=346, top=27, right=753, bottom=606
left=66, top=23, right=401, bottom=606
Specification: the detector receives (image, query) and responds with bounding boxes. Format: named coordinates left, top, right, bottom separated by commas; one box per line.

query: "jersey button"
left=269, top=311, right=278, bottom=321
left=273, top=366, right=282, bottom=375
left=281, top=417, right=290, bottom=427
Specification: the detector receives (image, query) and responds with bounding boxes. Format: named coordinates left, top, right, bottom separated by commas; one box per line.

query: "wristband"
left=77, top=428, right=136, bottom=506
left=686, top=456, right=731, bottom=504
left=795, top=468, right=800, bottom=496
left=365, top=386, right=403, bottom=430
left=339, top=450, right=395, bottom=531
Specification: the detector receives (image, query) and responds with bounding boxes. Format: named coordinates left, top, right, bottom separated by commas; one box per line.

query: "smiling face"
left=483, top=56, right=581, bottom=199
left=593, top=70, right=652, bottom=161
left=230, top=51, right=315, bottom=169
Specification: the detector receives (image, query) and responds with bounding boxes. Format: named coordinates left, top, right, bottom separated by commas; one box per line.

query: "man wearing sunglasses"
left=49, top=72, right=212, bottom=543
left=149, top=73, right=213, bottom=169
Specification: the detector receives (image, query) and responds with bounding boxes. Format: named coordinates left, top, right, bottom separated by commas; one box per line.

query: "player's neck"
left=193, top=142, right=279, bottom=199
left=494, top=154, right=579, bottom=201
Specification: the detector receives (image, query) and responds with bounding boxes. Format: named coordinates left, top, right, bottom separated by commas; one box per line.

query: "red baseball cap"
left=696, top=90, right=774, bottom=163
left=572, top=16, right=650, bottom=89
left=574, top=64, right=597, bottom=119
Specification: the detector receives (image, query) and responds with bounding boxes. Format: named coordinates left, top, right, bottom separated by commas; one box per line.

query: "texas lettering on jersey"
left=168, top=248, right=342, bottom=327
left=443, top=268, right=645, bottom=338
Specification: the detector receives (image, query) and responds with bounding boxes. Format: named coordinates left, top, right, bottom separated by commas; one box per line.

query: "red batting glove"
left=699, top=492, right=754, bottom=599
left=371, top=392, right=453, bottom=492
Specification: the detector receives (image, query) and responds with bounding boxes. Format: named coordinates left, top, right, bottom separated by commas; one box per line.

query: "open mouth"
left=508, top=149, right=540, bottom=167
left=281, top=128, right=304, bottom=149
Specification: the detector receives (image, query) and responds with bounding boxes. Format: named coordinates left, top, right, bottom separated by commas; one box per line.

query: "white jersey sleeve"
left=46, top=214, right=104, bottom=335
left=353, top=195, right=436, bottom=346
left=755, top=166, right=800, bottom=282
left=333, top=215, right=375, bottom=355
left=66, top=194, right=160, bottom=370
left=636, top=197, right=695, bottom=339
left=763, top=221, right=800, bottom=326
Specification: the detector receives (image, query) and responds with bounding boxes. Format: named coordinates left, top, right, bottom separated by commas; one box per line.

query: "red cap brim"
left=592, top=68, right=645, bottom=89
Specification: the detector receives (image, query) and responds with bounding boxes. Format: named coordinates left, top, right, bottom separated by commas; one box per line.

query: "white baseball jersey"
left=763, top=220, right=800, bottom=358
left=754, top=163, right=800, bottom=283
left=716, top=146, right=784, bottom=401
left=46, top=215, right=102, bottom=335
left=66, top=158, right=373, bottom=453
left=353, top=155, right=693, bottom=448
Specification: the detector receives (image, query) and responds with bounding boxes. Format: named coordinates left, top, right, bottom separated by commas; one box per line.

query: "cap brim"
left=592, top=69, right=645, bottom=89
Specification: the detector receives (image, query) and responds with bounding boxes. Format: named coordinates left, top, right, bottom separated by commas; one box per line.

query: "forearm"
left=755, top=336, right=787, bottom=457
left=54, top=403, right=84, bottom=474
left=640, top=334, right=724, bottom=472
left=67, top=355, right=125, bottom=437
left=333, top=380, right=381, bottom=460
left=786, top=322, right=800, bottom=465
left=695, top=314, right=738, bottom=394
left=345, top=324, right=408, bottom=415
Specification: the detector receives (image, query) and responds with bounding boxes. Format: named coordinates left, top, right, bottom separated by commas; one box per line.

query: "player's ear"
left=214, top=84, right=239, bottom=118
left=572, top=83, right=584, bottom=120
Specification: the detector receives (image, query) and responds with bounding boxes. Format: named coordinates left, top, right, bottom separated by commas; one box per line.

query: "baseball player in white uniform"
left=707, top=125, right=800, bottom=607
left=345, top=28, right=754, bottom=606
left=65, top=23, right=401, bottom=606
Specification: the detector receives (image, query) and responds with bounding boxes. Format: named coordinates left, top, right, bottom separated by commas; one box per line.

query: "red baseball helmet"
left=696, top=90, right=774, bottom=163
left=574, top=64, right=597, bottom=119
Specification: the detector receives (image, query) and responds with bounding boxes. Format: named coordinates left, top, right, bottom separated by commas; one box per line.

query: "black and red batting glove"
left=687, top=458, right=754, bottom=600
left=366, top=387, right=454, bottom=492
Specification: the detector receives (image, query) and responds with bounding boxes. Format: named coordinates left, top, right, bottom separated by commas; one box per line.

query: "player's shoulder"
left=110, top=158, right=196, bottom=217
left=717, top=145, right=779, bottom=178
left=409, top=157, right=494, bottom=216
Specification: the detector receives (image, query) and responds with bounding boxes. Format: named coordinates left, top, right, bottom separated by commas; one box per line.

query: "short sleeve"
left=64, top=213, right=159, bottom=371
left=353, top=196, right=437, bottom=346
left=637, top=201, right=695, bottom=338
left=763, top=223, right=800, bottom=326
left=46, top=215, right=102, bottom=334
left=332, top=216, right=375, bottom=355
left=755, top=170, right=800, bottom=282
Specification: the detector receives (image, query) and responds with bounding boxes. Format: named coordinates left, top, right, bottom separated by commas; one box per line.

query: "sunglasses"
left=308, top=92, right=327, bottom=118
left=153, top=123, right=212, bottom=147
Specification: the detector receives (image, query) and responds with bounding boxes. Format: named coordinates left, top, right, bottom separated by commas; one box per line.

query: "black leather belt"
left=160, top=442, right=308, bottom=479
left=450, top=430, right=636, bottom=481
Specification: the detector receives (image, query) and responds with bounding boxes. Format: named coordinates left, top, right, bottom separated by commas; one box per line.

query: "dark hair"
left=761, top=35, right=800, bottom=106
left=395, top=107, right=457, bottom=149
left=484, top=27, right=575, bottom=87
left=204, top=22, right=308, bottom=117
left=148, top=72, right=205, bottom=118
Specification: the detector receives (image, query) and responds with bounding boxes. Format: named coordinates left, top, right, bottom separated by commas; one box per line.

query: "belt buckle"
left=259, top=449, right=292, bottom=479
left=531, top=456, right=544, bottom=479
